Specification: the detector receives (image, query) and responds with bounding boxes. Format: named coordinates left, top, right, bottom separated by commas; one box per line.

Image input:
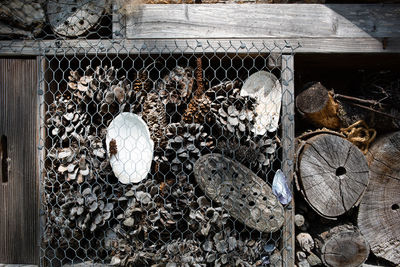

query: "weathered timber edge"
left=0, top=4, right=400, bottom=55
left=125, top=4, right=400, bottom=39
left=0, top=37, right=399, bottom=55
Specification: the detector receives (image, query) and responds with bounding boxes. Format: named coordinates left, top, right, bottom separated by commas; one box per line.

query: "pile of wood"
left=294, top=81, right=400, bottom=267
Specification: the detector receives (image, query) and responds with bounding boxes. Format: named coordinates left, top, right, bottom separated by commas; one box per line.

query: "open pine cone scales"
left=157, top=66, right=195, bottom=105
left=141, top=92, right=168, bottom=149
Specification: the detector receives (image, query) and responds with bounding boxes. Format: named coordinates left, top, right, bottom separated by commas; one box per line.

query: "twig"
left=348, top=102, right=400, bottom=120
left=334, top=93, right=384, bottom=106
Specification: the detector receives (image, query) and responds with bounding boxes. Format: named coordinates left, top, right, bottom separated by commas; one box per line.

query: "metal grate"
left=0, top=1, right=296, bottom=266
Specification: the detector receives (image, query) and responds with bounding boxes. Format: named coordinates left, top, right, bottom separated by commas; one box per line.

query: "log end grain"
left=296, top=82, right=340, bottom=129
left=298, top=133, right=369, bottom=218
left=321, top=229, right=369, bottom=267
left=358, top=131, right=400, bottom=265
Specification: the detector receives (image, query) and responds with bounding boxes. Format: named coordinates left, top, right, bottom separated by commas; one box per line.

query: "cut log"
left=47, top=0, right=106, bottom=37
left=358, top=131, right=400, bottom=265
left=296, top=133, right=369, bottom=218
left=314, top=225, right=369, bottom=267
left=296, top=82, right=399, bottom=131
left=296, top=82, right=341, bottom=129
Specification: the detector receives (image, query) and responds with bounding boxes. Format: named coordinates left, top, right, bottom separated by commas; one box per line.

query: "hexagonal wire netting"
left=0, top=1, right=296, bottom=266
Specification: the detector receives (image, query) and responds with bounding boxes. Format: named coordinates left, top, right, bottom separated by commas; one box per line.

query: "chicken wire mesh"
left=0, top=1, right=297, bottom=266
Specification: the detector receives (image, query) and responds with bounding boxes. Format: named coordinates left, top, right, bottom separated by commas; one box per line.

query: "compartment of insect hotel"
left=293, top=54, right=400, bottom=267
left=41, top=50, right=295, bottom=266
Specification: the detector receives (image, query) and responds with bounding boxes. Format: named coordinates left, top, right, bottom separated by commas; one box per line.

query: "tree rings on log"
left=296, top=133, right=369, bottom=218
left=358, top=131, right=400, bottom=265
left=194, top=154, right=284, bottom=233
left=296, top=82, right=341, bottom=129
left=47, top=0, right=106, bottom=37
left=317, top=225, right=369, bottom=267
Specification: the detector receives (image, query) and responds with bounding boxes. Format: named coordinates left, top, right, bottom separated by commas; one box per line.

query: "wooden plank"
left=0, top=58, right=39, bottom=264
left=1, top=37, right=400, bottom=55
left=125, top=4, right=400, bottom=39
left=281, top=54, right=295, bottom=267
left=37, top=57, right=47, bottom=265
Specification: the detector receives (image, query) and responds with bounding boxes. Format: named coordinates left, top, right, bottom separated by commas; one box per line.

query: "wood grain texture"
left=0, top=58, right=39, bottom=264
left=281, top=55, right=295, bottom=267
left=298, top=134, right=369, bottom=218
left=125, top=4, right=400, bottom=39
left=316, top=224, right=369, bottom=267
left=1, top=37, right=400, bottom=55
left=358, top=131, right=400, bottom=265
left=322, top=231, right=369, bottom=267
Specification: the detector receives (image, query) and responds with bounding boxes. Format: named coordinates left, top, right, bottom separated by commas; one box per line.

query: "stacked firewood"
left=294, top=78, right=400, bottom=267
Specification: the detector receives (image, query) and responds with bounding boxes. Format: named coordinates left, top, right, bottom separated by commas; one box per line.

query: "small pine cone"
left=182, top=94, right=212, bottom=123
left=142, top=92, right=168, bottom=149
left=157, top=66, right=195, bottom=105
left=133, top=68, right=152, bottom=94
left=165, top=122, right=215, bottom=174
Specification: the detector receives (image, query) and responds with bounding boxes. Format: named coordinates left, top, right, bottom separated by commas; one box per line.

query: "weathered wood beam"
left=125, top=4, right=400, bottom=39
left=281, top=54, right=295, bottom=267
left=0, top=37, right=399, bottom=55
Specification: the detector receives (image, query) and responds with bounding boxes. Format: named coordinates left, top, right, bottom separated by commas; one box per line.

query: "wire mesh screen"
left=1, top=1, right=296, bottom=266
left=39, top=45, right=295, bottom=267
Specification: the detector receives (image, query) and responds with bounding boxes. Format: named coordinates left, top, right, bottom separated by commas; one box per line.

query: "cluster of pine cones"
left=43, top=59, right=279, bottom=264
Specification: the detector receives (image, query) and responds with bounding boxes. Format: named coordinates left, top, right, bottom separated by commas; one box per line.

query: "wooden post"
left=281, top=54, right=295, bottom=267
left=38, top=56, right=48, bottom=266
left=0, top=58, right=39, bottom=264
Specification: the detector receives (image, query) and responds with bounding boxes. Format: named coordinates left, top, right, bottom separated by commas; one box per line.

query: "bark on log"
left=47, top=0, right=106, bottom=37
left=296, top=133, right=369, bottom=218
left=315, top=225, right=369, bottom=267
left=358, top=131, right=400, bottom=265
left=296, top=82, right=341, bottom=129
left=296, top=82, right=399, bottom=131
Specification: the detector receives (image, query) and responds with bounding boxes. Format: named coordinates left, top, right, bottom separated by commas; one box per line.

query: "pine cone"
left=216, top=137, right=277, bottom=178
left=210, top=87, right=257, bottom=140
left=141, top=92, right=168, bottom=149
left=165, top=122, right=214, bottom=174
left=46, top=94, right=92, bottom=144
left=44, top=184, right=119, bottom=257
left=157, top=66, right=195, bottom=105
left=182, top=94, right=212, bottom=123
left=47, top=135, right=106, bottom=184
left=133, top=65, right=153, bottom=94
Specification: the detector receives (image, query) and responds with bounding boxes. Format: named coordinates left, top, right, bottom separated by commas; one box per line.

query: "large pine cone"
left=210, top=87, right=257, bottom=140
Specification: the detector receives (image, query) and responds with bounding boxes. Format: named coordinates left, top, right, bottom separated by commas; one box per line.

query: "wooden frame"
left=1, top=4, right=400, bottom=55
left=1, top=3, right=399, bottom=266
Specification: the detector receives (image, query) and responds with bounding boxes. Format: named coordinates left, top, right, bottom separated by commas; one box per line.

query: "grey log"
left=297, top=133, right=369, bottom=218
left=358, top=131, right=400, bottom=266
